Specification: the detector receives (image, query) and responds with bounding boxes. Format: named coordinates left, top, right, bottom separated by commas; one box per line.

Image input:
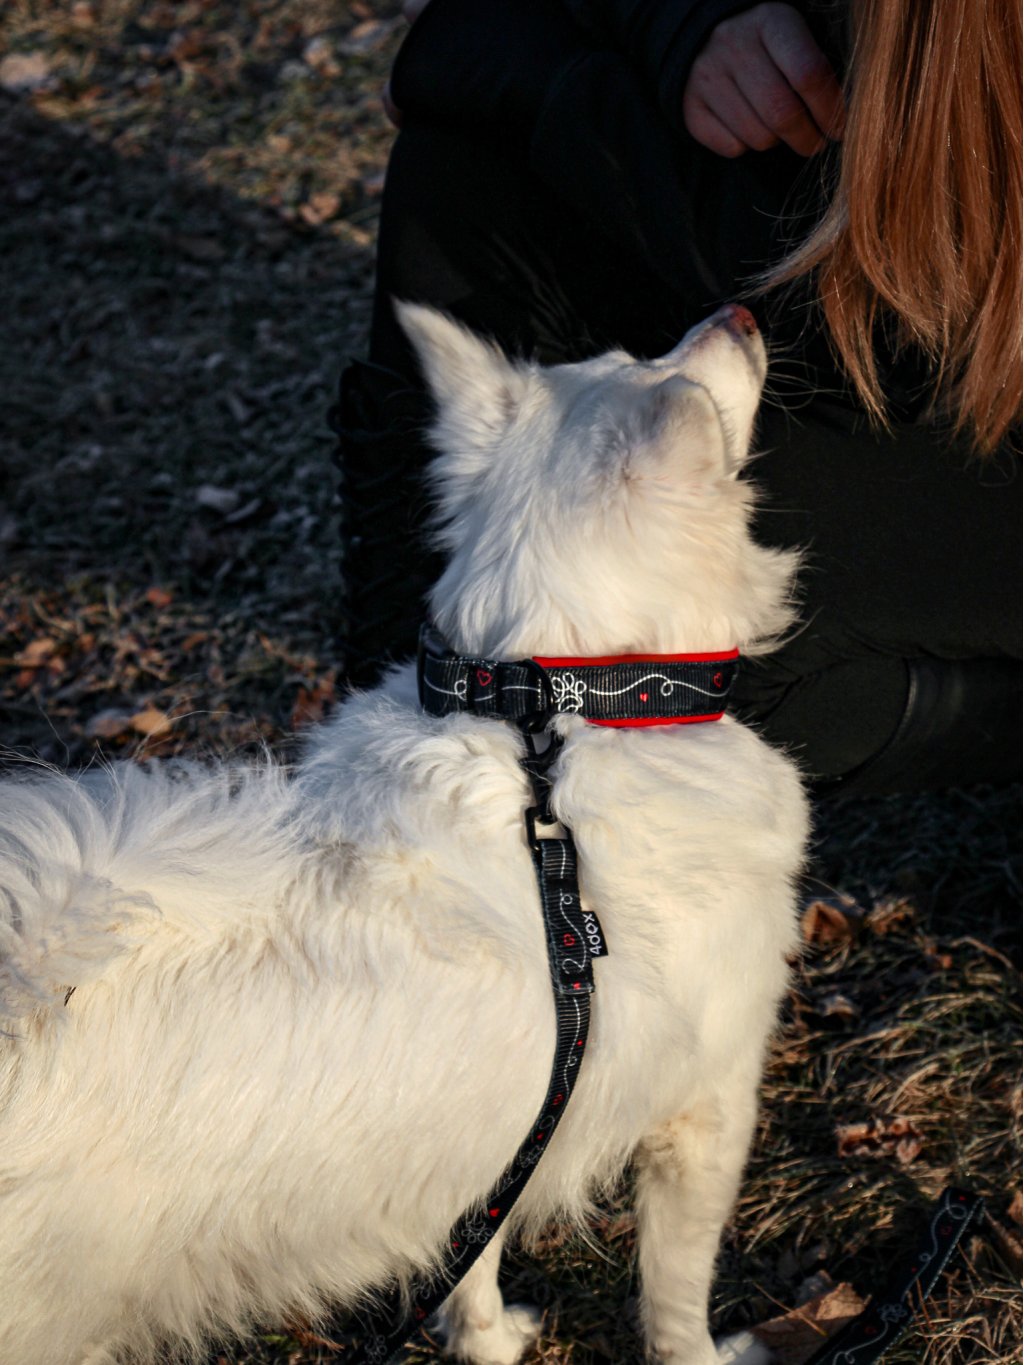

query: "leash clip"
left=524, top=803, right=561, bottom=853
left=514, top=657, right=554, bottom=734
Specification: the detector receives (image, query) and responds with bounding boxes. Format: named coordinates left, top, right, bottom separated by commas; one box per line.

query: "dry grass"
left=0, top=4, right=1020, bottom=1362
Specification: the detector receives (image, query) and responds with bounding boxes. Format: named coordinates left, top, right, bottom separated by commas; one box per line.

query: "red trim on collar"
left=588, top=712, right=726, bottom=728
left=532, top=648, right=739, bottom=667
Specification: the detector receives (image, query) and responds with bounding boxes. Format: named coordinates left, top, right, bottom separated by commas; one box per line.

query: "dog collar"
left=417, top=625, right=738, bottom=728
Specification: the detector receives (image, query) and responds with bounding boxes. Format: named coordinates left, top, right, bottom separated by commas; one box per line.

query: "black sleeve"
left=389, top=0, right=592, bottom=150
left=390, top=0, right=756, bottom=138
left=388, top=0, right=714, bottom=297
left=558, top=0, right=763, bottom=127
left=388, top=0, right=808, bottom=302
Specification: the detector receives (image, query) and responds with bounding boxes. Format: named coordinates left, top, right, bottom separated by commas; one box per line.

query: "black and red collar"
left=417, top=625, right=738, bottom=729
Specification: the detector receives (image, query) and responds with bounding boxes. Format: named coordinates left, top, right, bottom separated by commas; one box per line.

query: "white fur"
left=0, top=306, right=806, bottom=1364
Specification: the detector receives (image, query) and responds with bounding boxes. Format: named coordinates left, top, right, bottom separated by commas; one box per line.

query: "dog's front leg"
left=635, top=1090, right=768, bottom=1365
left=434, top=1229, right=541, bottom=1365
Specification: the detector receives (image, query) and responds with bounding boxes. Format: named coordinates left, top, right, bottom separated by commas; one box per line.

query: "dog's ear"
left=624, top=376, right=730, bottom=490
left=395, top=302, right=527, bottom=453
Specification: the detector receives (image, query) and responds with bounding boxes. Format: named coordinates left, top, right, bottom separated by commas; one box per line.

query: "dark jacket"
left=387, top=0, right=875, bottom=401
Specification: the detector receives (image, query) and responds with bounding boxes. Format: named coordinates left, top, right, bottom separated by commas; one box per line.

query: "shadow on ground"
left=1, top=92, right=378, bottom=761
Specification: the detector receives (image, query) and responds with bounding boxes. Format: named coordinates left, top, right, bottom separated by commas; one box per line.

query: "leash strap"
left=344, top=734, right=606, bottom=1364
left=418, top=625, right=738, bottom=727
left=804, top=1187, right=986, bottom=1365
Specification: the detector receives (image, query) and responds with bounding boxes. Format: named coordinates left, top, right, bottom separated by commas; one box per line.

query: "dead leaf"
left=291, top=676, right=335, bottom=729
left=287, top=1322, right=343, bottom=1350
left=302, top=36, right=339, bottom=76
left=836, top=1115, right=923, bottom=1165
left=131, top=706, right=172, bottom=738
left=0, top=52, right=52, bottom=94
left=145, top=587, right=174, bottom=609
left=12, top=635, right=62, bottom=688
left=86, top=708, right=134, bottom=740
left=339, top=18, right=400, bottom=55
left=752, top=1281, right=867, bottom=1364
left=1008, top=1189, right=1022, bottom=1226
left=168, top=28, right=207, bottom=62
left=801, top=900, right=857, bottom=947
left=865, top=897, right=917, bottom=936
left=298, top=190, right=341, bottom=226
left=14, top=637, right=58, bottom=667
left=195, top=484, right=240, bottom=514
left=920, top=937, right=953, bottom=971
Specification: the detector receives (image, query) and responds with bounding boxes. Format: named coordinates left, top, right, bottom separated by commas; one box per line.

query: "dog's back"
left=0, top=304, right=806, bottom=1365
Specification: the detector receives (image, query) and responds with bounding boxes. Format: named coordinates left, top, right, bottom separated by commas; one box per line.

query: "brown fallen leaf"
left=282, top=1317, right=343, bottom=1351
left=865, top=897, right=917, bottom=936
left=14, top=636, right=57, bottom=667
left=131, top=706, right=172, bottom=738
left=168, top=28, right=207, bottom=62
left=291, top=676, right=336, bottom=729
left=339, top=18, right=400, bottom=54
left=836, top=1115, right=923, bottom=1165
left=86, top=708, right=134, bottom=740
left=145, top=586, right=174, bottom=609
left=298, top=190, right=341, bottom=226
left=12, top=635, right=62, bottom=689
left=752, top=1280, right=867, bottom=1364
left=302, top=36, right=340, bottom=76
left=801, top=900, right=857, bottom=947
left=0, top=51, right=52, bottom=94
left=1008, top=1189, right=1022, bottom=1226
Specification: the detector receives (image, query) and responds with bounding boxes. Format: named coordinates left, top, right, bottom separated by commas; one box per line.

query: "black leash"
left=340, top=629, right=986, bottom=1363
left=343, top=668, right=607, bottom=1364
left=803, top=1186, right=986, bottom=1365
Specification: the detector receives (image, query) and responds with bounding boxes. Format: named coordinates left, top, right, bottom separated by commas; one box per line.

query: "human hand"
left=683, top=3, right=844, bottom=157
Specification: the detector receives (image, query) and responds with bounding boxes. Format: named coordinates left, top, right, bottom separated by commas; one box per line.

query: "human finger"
left=681, top=93, right=748, bottom=157
left=684, top=59, right=781, bottom=153
left=758, top=4, right=845, bottom=141
left=743, top=36, right=828, bottom=156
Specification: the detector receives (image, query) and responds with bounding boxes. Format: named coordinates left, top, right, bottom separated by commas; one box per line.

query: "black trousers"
left=342, top=121, right=1021, bottom=794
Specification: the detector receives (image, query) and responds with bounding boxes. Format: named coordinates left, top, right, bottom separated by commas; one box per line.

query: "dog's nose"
left=720, top=304, right=759, bottom=338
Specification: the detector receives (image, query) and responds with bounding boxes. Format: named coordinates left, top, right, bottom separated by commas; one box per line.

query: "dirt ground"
left=0, top=3, right=1020, bottom=1362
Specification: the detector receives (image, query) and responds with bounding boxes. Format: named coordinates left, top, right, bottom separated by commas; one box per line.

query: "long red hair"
left=765, top=0, right=1022, bottom=453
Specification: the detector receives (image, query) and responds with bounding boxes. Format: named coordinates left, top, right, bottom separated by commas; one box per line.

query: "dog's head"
left=399, top=303, right=798, bottom=660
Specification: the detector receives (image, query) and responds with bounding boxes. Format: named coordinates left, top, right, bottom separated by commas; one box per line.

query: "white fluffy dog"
left=0, top=304, right=806, bottom=1365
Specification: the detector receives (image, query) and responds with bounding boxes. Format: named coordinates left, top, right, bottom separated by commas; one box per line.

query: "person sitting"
left=330, top=0, right=1022, bottom=796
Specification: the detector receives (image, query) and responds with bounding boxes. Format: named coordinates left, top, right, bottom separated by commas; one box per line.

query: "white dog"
left=0, top=304, right=806, bottom=1365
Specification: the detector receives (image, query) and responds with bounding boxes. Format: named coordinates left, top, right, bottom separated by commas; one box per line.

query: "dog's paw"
left=440, top=1303, right=542, bottom=1364
left=714, top=1329, right=773, bottom=1364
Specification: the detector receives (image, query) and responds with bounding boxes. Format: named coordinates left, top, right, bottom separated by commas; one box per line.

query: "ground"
left=0, top=3, right=1020, bottom=1362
